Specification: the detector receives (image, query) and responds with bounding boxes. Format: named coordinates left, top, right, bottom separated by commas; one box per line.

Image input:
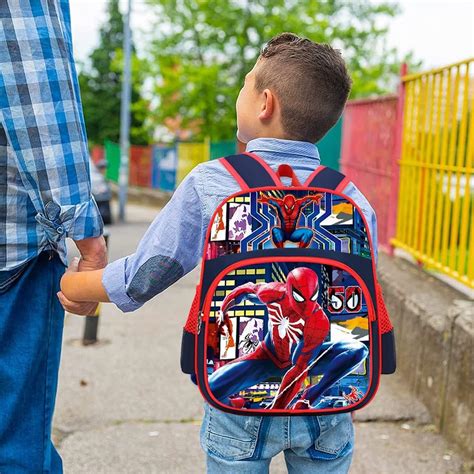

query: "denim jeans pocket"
left=201, top=404, right=263, bottom=461
left=0, top=260, right=31, bottom=294
left=309, top=413, right=354, bottom=460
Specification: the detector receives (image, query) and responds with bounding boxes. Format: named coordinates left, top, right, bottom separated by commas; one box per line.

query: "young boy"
left=60, top=33, right=377, bottom=473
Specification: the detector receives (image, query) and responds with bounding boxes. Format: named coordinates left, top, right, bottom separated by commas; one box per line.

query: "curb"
left=378, top=253, right=473, bottom=459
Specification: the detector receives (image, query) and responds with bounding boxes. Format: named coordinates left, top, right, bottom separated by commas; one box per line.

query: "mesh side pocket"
left=376, top=283, right=393, bottom=334
left=184, top=286, right=201, bottom=334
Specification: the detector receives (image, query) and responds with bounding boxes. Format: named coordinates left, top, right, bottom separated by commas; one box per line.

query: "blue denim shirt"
left=102, top=138, right=377, bottom=312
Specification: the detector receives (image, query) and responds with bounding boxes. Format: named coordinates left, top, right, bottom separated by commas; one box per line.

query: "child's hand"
left=67, top=256, right=80, bottom=274
left=57, top=258, right=99, bottom=316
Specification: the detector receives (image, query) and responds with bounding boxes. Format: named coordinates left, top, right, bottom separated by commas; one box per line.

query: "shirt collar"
left=245, top=137, right=320, bottom=161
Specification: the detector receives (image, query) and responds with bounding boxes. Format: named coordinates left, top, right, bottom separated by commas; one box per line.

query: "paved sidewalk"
left=54, top=204, right=468, bottom=473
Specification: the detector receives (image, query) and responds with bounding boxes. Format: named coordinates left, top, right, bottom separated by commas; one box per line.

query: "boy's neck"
left=251, top=130, right=291, bottom=141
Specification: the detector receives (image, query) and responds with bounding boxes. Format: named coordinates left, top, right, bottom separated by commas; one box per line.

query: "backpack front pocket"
left=195, top=254, right=378, bottom=416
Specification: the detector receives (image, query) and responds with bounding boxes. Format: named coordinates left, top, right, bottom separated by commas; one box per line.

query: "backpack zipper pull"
left=197, top=311, right=204, bottom=334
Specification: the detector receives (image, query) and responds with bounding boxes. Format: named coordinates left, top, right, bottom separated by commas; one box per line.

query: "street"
left=53, top=203, right=468, bottom=473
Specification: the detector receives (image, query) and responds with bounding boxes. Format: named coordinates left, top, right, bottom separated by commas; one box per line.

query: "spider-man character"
left=258, top=192, right=323, bottom=248
left=209, top=267, right=368, bottom=409
left=342, top=385, right=363, bottom=404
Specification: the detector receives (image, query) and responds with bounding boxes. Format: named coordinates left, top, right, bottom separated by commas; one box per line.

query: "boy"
left=60, top=33, right=377, bottom=473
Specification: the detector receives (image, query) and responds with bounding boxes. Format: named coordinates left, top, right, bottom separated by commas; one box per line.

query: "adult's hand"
left=74, top=235, right=108, bottom=272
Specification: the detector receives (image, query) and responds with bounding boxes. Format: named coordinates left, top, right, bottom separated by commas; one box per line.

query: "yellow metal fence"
left=392, top=58, right=474, bottom=288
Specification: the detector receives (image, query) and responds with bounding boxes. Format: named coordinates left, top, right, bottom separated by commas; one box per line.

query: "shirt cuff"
left=35, top=197, right=104, bottom=244
left=67, top=196, right=104, bottom=240
left=102, top=257, right=143, bottom=313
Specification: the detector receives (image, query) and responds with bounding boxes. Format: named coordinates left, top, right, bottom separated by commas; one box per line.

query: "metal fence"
left=340, top=94, right=402, bottom=252
left=391, top=58, right=474, bottom=288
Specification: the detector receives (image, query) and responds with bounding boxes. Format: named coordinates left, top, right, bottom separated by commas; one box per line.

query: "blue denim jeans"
left=200, top=404, right=354, bottom=473
left=0, top=252, right=65, bottom=473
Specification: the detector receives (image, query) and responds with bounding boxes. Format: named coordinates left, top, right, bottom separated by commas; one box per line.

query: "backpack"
left=181, top=152, right=396, bottom=416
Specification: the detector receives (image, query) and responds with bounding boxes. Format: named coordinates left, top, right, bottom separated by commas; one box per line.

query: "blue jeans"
left=0, top=252, right=65, bottom=473
left=201, top=404, right=353, bottom=473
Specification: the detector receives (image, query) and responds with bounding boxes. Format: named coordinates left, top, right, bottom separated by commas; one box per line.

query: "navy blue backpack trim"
left=306, top=166, right=346, bottom=190
left=222, top=153, right=279, bottom=187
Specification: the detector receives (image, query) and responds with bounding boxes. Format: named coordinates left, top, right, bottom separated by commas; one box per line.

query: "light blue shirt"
left=103, top=138, right=377, bottom=312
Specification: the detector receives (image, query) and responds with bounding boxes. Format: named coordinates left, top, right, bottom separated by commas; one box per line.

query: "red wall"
left=129, top=146, right=152, bottom=187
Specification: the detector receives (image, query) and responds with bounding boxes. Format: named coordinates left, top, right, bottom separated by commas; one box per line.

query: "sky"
left=69, top=0, right=474, bottom=72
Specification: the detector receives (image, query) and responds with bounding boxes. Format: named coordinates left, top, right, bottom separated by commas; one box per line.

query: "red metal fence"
left=340, top=95, right=402, bottom=252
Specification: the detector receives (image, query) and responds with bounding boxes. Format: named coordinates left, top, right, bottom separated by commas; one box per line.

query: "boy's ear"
left=258, top=88, right=275, bottom=120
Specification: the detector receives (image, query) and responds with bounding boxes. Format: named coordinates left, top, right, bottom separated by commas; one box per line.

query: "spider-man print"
left=258, top=192, right=323, bottom=248
left=209, top=267, right=368, bottom=409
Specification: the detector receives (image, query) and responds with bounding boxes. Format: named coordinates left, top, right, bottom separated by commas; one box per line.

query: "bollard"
left=82, top=231, right=109, bottom=345
left=82, top=305, right=100, bottom=346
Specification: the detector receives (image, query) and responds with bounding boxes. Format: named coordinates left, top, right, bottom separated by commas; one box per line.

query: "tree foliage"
left=147, top=0, right=419, bottom=141
left=79, top=0, right=151, bottom=145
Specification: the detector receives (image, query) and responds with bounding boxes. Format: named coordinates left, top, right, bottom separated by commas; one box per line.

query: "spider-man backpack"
left=181, top=152, right=396, bottom=416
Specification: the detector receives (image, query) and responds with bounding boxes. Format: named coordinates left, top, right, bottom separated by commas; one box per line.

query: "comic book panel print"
left=206, top=262, right=370, bottom=411
left=206, top=191, right=372, bottom=260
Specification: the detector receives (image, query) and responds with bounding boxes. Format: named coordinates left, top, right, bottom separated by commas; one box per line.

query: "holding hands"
left=57, top=235, right=109, bottom=316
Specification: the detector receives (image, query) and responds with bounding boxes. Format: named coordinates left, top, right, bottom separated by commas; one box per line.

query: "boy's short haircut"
left=255, top=32, right=352, bottom=143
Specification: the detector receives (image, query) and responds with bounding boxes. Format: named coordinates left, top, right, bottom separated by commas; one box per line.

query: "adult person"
left=0, top=1, right=106, bottom=471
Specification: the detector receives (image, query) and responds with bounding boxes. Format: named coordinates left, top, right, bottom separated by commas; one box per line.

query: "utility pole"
left=118, top=0, right=132, bottom=222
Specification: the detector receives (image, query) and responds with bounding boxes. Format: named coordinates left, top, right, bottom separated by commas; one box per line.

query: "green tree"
left=79, top=0, right=151, bottom=145
left=147, top=0, right=419, bottom=141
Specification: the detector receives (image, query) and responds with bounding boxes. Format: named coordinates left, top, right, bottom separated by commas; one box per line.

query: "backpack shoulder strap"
left=304, top=165, right=350, bottom=193
left=220, top=152, right=280, bottom=189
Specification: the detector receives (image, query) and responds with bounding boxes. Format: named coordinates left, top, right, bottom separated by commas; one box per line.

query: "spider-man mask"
left=282, top=194, right=296, bottom=214
left=286, top=267, right=320, bottom=316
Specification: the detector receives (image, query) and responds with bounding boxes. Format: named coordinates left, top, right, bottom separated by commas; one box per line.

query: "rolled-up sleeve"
left=0, top=1, right=103, bottom=244
left=102, top=165, right=207, bottom=312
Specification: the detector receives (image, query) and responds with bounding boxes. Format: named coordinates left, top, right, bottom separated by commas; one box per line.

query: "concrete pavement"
left=53, top=203, right=469, bottom=473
